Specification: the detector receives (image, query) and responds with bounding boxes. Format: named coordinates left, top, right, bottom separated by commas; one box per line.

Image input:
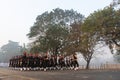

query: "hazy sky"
left=0, top=0, right=112, bottom=47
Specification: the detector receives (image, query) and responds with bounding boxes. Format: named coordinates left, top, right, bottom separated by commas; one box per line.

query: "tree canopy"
left=27, top=8, right=85, bottom=54
left=82, top=6, right=120, bottom=53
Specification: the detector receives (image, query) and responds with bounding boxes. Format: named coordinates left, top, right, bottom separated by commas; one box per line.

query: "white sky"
left=0, top=0, right=112, bottom=47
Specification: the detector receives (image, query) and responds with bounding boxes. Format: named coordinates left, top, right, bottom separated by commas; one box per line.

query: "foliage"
left=62, top=23, right=81, bottom=55
left=27, top=8, right=84, bottom=38
left=27, top=8, right=84, bottom=54
left=82, top=6, right=120, bottom=53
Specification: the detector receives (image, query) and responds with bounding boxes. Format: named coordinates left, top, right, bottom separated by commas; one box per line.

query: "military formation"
left=9, top=52, right=79, bottom=71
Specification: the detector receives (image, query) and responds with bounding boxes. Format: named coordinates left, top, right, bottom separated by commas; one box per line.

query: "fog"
left=0, top=63, right=9, bottom=67
left=77, top=45, right=118, bottom=66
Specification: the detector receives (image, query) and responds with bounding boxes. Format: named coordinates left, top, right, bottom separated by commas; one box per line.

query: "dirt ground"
left=0, top=68, right=120, bottom=80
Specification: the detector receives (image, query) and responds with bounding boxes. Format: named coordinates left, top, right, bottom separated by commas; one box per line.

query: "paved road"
left=0, top=67, right=120, bottom=80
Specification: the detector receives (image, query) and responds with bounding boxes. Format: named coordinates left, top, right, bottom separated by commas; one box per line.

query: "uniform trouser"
left=43, top=60, right=49, bottom=68
left=60, top=61, right=65, bottom=68
left=73, top=60, right=79, bottom=68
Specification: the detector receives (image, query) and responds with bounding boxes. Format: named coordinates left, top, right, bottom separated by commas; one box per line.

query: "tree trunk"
left=86, top=60, right=90, bottom=69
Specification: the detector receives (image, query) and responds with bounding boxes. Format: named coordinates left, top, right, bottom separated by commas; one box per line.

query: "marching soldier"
left=73, top=53, right=79, bottom=70
left=43, top=52, right=49, bottom=71
left=59, top=54, right=65, bottom=70
left=38, top=54, right=43, bottom=70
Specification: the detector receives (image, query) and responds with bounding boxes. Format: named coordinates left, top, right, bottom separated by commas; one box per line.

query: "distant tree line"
left=0, top=40, right=25, bottom=63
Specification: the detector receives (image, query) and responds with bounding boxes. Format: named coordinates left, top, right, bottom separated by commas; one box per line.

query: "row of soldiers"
left=9, top=52, right=79, bottom=71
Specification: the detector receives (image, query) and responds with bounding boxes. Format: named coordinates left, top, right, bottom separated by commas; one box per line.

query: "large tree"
left=27, top=8, right=84, bottom=54
left=79, top=6, right=120, bottom=68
